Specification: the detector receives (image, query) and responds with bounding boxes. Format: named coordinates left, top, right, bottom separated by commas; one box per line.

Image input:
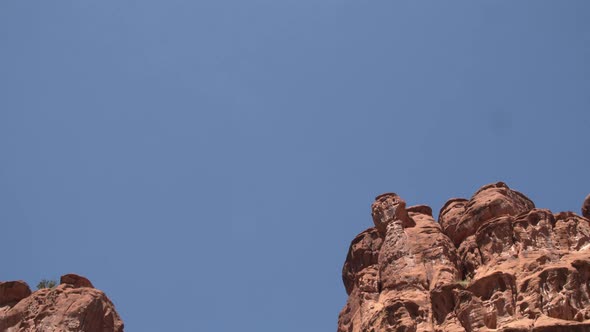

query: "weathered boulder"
left=61, top=273, right=94, bottom=288
left=371, top=193, right=413, bottom=234
left=445, top=182, right=535, bottom=247
left=0, top=281, right=31, bottom=307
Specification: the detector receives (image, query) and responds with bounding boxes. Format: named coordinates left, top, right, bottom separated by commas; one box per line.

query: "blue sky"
left=1, top=1, right=589, bottom=331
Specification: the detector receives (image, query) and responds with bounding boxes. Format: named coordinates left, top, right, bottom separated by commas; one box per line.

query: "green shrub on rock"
left=36, top=279, right=57, bottom=289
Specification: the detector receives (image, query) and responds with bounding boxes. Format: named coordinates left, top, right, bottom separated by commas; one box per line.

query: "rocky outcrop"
left=0, top=281, right=31, bottom=307
left=583, top=194, right=590, bottom=219
left=338, top=182, right=590, bottom=332
left=61, top=273, right=94, bottom=288
left=0, top=274, right=123, bottom=332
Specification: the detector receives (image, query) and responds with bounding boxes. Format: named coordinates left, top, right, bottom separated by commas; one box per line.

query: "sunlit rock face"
left=338, top=183, right=590, bottom=332
left=0, top=274, right=123, bottom=332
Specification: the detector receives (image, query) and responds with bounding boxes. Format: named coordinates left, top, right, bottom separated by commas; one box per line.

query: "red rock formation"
left=61, top=273, right=94, bottom=288
left=0, top=274, right=123, bottom=332
left=338, top=182, right=590, bottom=332
left=583, top=194, right=590, bottom=219
left=0, top=281, right=31, bottom=307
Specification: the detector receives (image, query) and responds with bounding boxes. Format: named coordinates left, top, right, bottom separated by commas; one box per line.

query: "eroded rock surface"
left=583, top=194, right=590, bottom=219
left=338, top=182, right=590, bottom=332
left=0, top=274, right=123, bottom=332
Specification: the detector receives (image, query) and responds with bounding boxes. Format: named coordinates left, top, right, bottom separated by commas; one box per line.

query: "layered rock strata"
left=338, top=182, right=590, bottom=332
left=0, top=274, right=123, bottom=332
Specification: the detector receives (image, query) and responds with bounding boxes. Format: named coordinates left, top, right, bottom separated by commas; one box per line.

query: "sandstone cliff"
left=338, top=182, right=590, bottom=332
left=0, top=274, right=123, bottom=332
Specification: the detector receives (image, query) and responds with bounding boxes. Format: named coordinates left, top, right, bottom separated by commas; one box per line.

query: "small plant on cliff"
left=457, top=277, right=471, bottom=287
left=37, top=279, right=57, bottom=289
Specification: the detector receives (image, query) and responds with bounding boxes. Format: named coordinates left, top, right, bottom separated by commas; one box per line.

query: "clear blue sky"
left=1, top=1, right=589, bottom=331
